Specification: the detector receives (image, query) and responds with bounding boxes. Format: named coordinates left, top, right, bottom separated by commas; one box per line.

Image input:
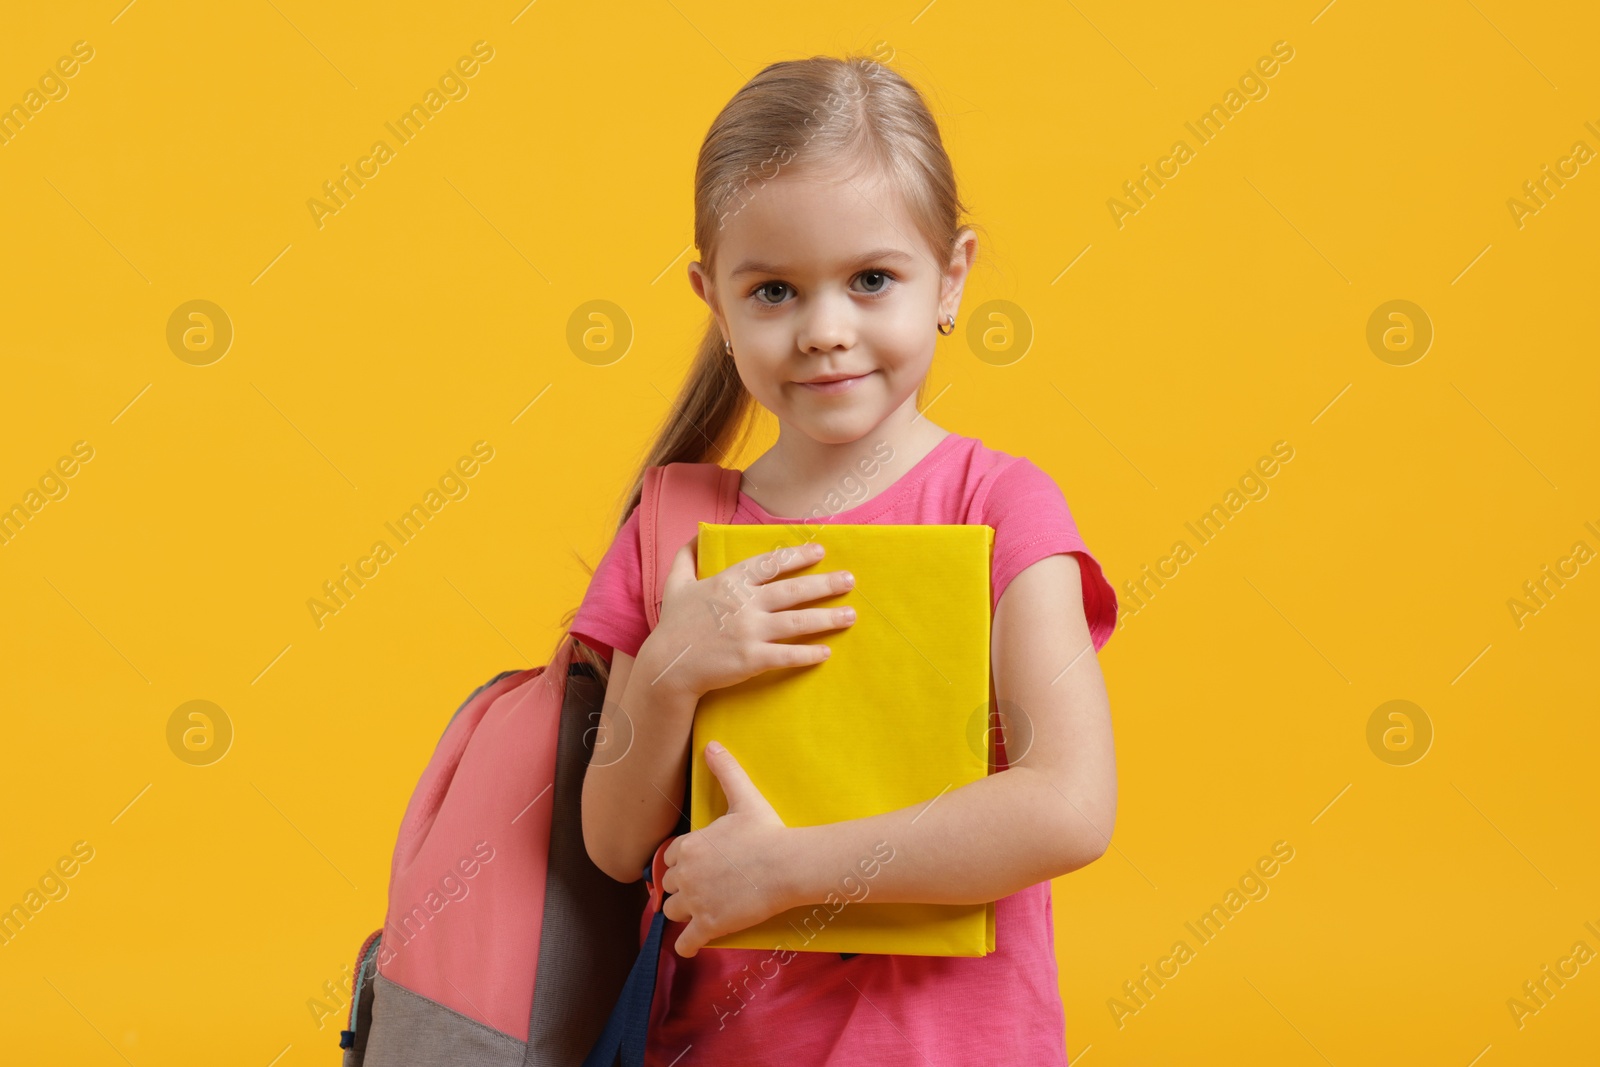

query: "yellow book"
left=690, top=522, right=997, bottom=957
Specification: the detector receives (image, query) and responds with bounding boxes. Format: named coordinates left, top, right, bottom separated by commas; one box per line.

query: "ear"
left=687, top=261, right=728, bottom=338
left=939, top=228, right=978, bottom=320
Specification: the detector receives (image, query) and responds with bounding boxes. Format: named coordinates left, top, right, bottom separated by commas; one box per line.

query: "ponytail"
left=553, top=317, right=754, bottom=682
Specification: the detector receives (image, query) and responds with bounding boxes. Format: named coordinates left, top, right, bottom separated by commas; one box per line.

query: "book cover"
left=689, top=521, right=996, bottom=956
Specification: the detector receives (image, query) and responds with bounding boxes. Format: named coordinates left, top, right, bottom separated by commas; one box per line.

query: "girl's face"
left=690, top=166, right=974, bottom=447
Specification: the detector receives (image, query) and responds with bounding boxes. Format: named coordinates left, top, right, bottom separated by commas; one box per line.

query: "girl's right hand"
left=643, top=537, right=857, bottom=700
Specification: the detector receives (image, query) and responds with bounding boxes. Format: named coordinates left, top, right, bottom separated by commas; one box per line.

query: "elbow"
left=1054, top=784, right=1116, bottom=874
left=1057, top=832, right=1109, bottom=878
left=592, top=852, right=640, bottom=886
left=1087, top=793, right=1117, bottom=864
left=1080, top=826, right=1113, bottom=868
left=583, top=820, right=638, bottom=885
left=581, top=789, right=642, bottom=885
left=1056, top=836, right=1106, bottom=878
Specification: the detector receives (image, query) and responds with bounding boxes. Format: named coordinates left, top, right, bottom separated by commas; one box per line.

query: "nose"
left=795, top=290, right=855, bottom=355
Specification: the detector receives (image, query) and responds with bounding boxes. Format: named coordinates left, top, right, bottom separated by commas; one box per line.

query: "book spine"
left=698, top=522, right=725, bottom=578
left=690, top=523, right=718, bottom=832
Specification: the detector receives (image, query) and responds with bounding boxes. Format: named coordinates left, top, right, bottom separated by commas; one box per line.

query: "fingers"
left=727, top=540, right=827, bottom=589
left=704, top=740, right=766, bottom=813
left=674, top=919, right=705, bottom=958
left=660, top=887, right=701, bottom=954
left=759, top=605, right=856, bottom=642
left=748, top=638, right=833, bottom=671
left=664, top=536, right=699, bottom=589
left=759, top=568, right=856, bottom=611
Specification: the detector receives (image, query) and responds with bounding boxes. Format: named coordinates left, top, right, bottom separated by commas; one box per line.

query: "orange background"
left=2, top=1, right=1596, bottom=1063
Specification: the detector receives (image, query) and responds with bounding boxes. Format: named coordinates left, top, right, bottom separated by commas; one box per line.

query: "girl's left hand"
left=660, top=741, right=796, bottom=957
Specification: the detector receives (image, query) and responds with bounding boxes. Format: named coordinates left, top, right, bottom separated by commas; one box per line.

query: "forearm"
left=780, top=766, right=1111, bottom=908
left=581, top=640, right=700, bottom=882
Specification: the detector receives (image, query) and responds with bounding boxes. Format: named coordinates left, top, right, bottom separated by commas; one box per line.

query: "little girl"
left=566, top=54, right=1118, bottom=1066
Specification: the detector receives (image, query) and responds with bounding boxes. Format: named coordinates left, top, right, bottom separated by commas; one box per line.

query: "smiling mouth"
left=795, top=371, right=873, bottom=394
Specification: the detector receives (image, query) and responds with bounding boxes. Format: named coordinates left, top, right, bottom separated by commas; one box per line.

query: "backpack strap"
left=578, top=461, right=739, bottom=1067
left=639, top=462, right=742, bottom=631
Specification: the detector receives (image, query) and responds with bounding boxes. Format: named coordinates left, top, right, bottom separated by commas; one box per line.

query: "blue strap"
left=581, top=797, right=689, bottom=1067
left=580, top=872, right=669, bottom=1067
left=579, top=806, right=857, bottom=1065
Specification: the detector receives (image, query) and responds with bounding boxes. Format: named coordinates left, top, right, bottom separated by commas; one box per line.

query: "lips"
left=800, top=372, right=868, bottom=384
left=795, top=371, right=872, bottom=395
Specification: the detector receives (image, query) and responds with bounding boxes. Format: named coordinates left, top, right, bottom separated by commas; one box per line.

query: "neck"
left=747, top=395, right=949, bottom=513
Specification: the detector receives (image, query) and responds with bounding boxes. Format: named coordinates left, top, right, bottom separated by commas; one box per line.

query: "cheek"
left=729, top=346, right=790, bottom=400
left=733, top=314, right=792, bottom=363
left=866, top=322, right=933, bottom=381
left=870, top=297, right=935, bottom=360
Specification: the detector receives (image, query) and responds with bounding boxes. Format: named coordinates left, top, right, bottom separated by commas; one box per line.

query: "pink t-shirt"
left=571, top=430, right=1117, bottom=1066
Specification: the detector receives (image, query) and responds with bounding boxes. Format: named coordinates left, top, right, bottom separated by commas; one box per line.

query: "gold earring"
left=937, top=313, right=956, bottom=336
left=723, top=339, right=733, bottom=356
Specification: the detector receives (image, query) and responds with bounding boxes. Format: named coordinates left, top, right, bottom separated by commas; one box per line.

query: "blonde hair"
left=558, top=52, right=976, bottom=682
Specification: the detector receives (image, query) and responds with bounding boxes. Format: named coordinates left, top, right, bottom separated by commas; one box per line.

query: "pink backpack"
left=337, top=462, right=743, bottom=1066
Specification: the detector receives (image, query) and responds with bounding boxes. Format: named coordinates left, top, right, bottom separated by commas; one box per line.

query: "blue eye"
left=753, top=282, right=790, bottom=305
left=748, top=270, right=898, bottom=307
left=857, top=270, right=894, bottom=294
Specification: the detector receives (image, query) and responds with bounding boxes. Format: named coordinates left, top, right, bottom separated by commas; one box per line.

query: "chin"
left=787, top=411, right=890, bottom=446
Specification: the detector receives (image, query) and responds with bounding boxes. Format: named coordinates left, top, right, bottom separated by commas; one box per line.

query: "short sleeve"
left=982, top=458, right=1118, bottom=652
left=570, top=505, right=651, bottom=664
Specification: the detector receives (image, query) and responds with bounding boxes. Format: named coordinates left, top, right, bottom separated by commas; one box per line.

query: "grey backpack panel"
left=525, top=663, right=650, bottom=1065
left=363, top=973, right=527, bottom=1067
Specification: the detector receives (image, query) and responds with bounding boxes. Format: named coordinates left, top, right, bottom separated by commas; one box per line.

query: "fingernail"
left=841, top=607, right=857, bottom=622
left=841, top=571, right=855, bottom=587
left=707, top=740, right=724, bottom=755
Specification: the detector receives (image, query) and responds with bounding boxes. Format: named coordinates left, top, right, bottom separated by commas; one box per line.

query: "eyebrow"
left=728, top=247, right=916, bottom=277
